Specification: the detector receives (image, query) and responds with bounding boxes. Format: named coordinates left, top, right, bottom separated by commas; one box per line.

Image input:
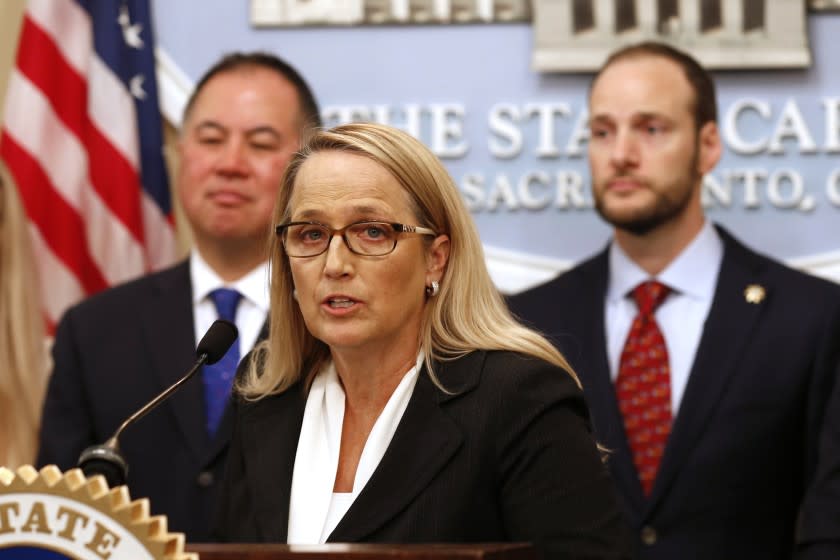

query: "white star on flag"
left=129, top=74, right=147, bottom=100
left=118, top=4, right=144, bottom=49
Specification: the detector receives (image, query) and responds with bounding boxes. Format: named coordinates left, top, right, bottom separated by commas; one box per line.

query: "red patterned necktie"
left=615, top=280, right=672, bottom=496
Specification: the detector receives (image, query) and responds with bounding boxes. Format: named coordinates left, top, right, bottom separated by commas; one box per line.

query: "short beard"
left=594, top=181, right=693, bottom=236
left=594, top=150, right=700, bottom=236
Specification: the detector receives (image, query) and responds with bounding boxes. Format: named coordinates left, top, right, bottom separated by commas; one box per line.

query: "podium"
left=187, top=543, right=537, bottom=560
left=0, top=466, right=536, bottom=560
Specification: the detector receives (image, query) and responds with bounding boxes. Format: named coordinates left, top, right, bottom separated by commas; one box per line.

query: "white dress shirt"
left=287, top=354, right=423, bottom=544
left=189, top=250, right=270, bottom=358
left=605, top=221, right=723, bottom=415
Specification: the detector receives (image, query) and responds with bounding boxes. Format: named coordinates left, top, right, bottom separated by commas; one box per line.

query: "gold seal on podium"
left=0, top=465, right=196, bottom=559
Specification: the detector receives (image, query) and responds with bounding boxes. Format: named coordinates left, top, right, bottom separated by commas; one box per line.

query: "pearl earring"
left=425, top=281, right=440, bottom=297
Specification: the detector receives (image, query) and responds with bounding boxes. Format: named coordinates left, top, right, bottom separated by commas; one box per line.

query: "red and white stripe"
left=1, top=0, right=177, bottom=331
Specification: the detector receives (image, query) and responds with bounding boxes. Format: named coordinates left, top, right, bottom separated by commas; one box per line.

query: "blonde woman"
left=214, top=123, right=630, bottom=558
left=0, top=161, right=47, bottom=468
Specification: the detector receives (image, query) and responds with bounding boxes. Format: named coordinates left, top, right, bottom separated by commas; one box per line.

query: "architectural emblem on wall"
left=533, top=0, right=811, bottom=71
left=810, top=0, right=840, bottom=10
left=250, top=0, right=530, bottom=25
left=252, top=0, right=818, bottom=72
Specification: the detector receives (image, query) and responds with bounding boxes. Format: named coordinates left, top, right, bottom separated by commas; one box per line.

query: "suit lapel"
left=243, top=385, right=307, bottom=542
left=646, top=228, right=769, bottom=513
left=328, top=357, right=470, bottom=542
left=577, top=251, right=647, bottom=515
left=138, top=261, right=209, bottom=459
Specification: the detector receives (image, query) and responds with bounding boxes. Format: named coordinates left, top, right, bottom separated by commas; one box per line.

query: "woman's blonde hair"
left=0, top=162, right=48, bottom=467
left=239, top=123, right=576, bottom=398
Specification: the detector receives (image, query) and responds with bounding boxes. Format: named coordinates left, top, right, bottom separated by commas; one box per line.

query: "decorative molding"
left=249, top=0, right=530, bottom=25
left=532, top=0, right=811, bottom=72
left=155, top=47, right=192, bottom=128
left=487, top=246, right=840, bottom=295
left=484, top=245, right=571, bottom=295
left=810, top=0, right=840, bottom=11
left=787, top=249, right=840, bottom=284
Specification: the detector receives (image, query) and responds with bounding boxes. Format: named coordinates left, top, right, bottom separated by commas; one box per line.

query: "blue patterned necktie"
left=202, top=288, right=242, bottom=436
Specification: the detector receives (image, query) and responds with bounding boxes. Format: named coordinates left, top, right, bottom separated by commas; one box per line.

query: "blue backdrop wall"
left=150, top=2, right=840, bottom=291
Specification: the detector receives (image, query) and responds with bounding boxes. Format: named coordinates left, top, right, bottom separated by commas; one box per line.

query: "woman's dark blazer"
left=214, top=350, right=631, bottom=559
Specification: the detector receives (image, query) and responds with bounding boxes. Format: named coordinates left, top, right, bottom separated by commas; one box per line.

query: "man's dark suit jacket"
left=214, top=350, right=632, bottom=559
left=37, top=260, right=234, bottom=541
left=508, top=227, right=840, bottom=560
left=798, top=357, right=840, bottom=559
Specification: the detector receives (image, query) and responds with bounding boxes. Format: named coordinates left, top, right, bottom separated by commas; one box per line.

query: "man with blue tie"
left=509, top=42, right=840, bottom=559
left=36, top=52, right=321, bottom=541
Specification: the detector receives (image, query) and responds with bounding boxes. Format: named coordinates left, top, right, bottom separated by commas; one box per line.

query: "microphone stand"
left=76, top=318, right=238, bottom=489
left=77, top=352, right=211, bottom=487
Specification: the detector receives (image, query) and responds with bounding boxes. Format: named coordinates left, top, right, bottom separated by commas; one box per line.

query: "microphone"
left=77, top=319, right=239, bottom=488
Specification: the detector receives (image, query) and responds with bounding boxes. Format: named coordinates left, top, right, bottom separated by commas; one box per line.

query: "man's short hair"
left=591, top=41, right=717, bottom=130
left=182, top=52, right=321, bottom=129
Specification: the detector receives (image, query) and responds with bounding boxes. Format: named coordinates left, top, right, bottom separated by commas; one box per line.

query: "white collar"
left=607, top=220, right=723, bottom=302
left=287, top=353, right=424, bottom=544
left=189, top=250, right=270, bottom=312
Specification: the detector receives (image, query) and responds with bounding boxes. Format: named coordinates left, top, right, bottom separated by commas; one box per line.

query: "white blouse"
left=286, top=354, right=423, bottom=544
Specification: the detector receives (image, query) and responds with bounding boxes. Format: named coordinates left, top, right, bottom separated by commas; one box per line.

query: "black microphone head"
left=78, top=443, right=128, bottom=488
left=197, top=319, right=239, bottom=364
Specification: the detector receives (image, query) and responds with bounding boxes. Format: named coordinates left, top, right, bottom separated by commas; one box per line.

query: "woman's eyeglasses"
left=275, top=221, right=437, bottom=257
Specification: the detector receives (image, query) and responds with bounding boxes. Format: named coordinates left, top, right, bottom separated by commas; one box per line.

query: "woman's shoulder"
left=440, top=349, right=582, bottom=403
left=481, top=350, right=579, bottom=386
left=440, top=351, right=593, bottom=448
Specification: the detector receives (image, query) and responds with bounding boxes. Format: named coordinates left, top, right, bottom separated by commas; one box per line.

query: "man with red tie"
left=509, top=42, right=840, bottom=559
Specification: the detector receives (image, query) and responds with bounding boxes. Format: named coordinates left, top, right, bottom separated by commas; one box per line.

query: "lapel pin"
left=744, top=284, right=766, bottom=304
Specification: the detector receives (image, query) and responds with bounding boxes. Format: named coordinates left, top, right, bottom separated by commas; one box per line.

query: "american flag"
left=1, top=0, right=178, bottom=332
